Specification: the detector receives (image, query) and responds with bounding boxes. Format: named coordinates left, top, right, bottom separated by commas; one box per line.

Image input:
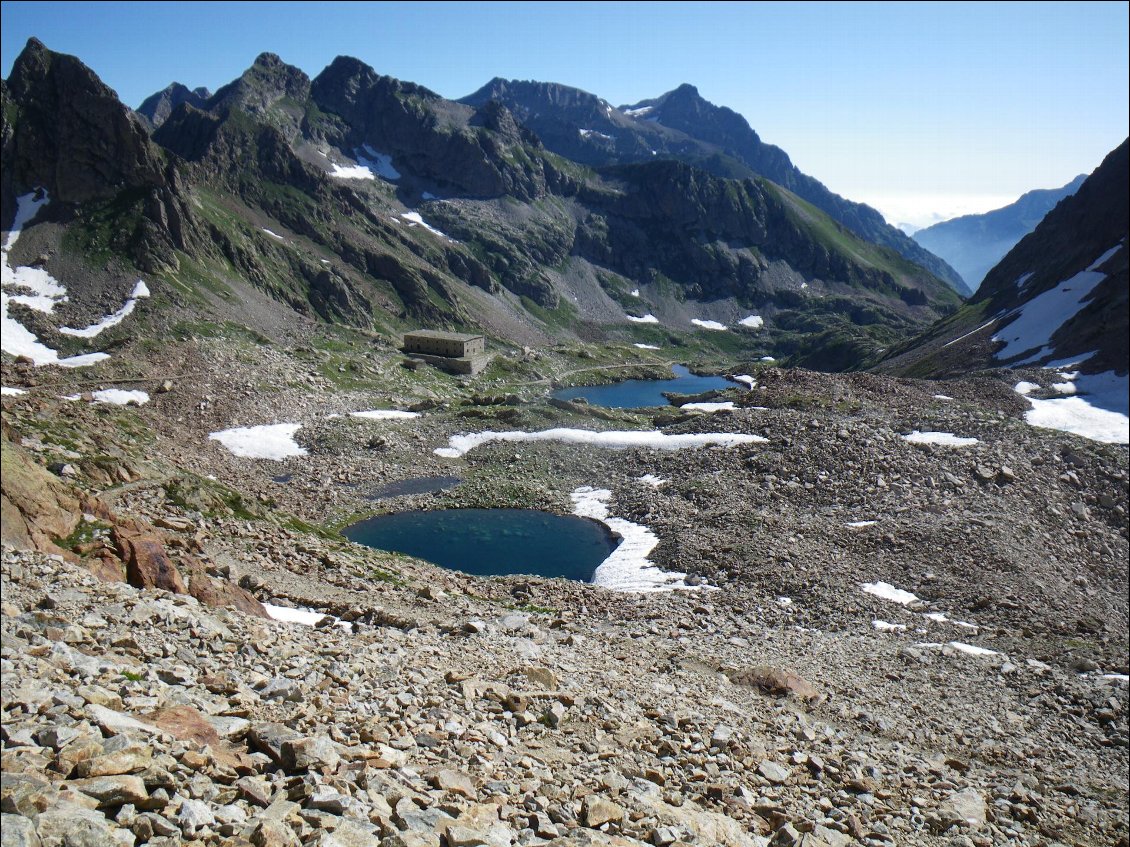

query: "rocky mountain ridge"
left=461, top=79, right=967, bottom=296
left=4, top=40, right=961, bottom=373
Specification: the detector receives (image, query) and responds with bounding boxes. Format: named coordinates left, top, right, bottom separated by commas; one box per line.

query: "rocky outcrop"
left=112, top=518, right=189, bottom=593
left=0, top=438, right=89, bottom=557
left=186, top=558, right=269, bottom=619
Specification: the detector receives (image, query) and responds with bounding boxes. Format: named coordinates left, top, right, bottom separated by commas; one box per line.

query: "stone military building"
left=401, top=330, right=488, bottom=374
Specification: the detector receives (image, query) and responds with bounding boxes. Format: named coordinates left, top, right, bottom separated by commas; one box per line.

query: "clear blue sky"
left=3, top=1, right=1127, bottom=228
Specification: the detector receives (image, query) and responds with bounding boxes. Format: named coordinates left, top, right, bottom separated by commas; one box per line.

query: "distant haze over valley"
left=855, top=193, right=1036, bottom=235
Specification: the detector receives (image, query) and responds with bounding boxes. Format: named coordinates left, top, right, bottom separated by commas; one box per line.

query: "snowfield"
left=399, top=212, right=452, bottom=240
left=680, top=401, right=735, bottom=412
left=902, top=431, right=979, bottom=446
left=690, top=318, right=727, bottom=331
left=209, top=424, right=308, bottom=459
left=91, top=389, right=150, bottom=406
left=434, top=428, right=767, bottom=458
left=861, top=581, right=920, bottom=605
left=1014, top=371, right=1129, bottom=444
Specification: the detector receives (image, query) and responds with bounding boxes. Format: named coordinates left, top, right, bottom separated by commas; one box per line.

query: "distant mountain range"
left=461, top=79, right=968, bottom=295
left=1, top=39, right=966, bottom=373
left=912, top=174, right=1086, bottom=292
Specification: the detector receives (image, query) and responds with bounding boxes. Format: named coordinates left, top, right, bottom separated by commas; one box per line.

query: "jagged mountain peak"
left=207, top=51, right=311, bottom=115
left=314, top=55, right=442, bottom=102
left=251, top=51, right=289, bottom=70
left=136, top=82, right=212, bottom=129
left=656, top=82, right=702, bottom=104
left=7, top=36, right=110, bottom=102
left=625, top=83, right=769, bottom=154
left=2, top=38, right=167, bottom=209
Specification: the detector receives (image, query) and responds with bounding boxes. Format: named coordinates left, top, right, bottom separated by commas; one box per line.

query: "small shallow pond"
left=365, top=476, right=461, bottom=500
left=342, top=508, right=617, bottom=580
left=552, top=364, right=732, bottom=408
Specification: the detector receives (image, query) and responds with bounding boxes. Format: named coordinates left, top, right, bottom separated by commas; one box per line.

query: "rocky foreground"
left=2, top=337, right=1128, bottom=847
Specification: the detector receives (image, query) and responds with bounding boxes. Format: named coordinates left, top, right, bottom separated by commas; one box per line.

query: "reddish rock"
left=113, top=520, right=186, bottom=593
left=726, top=665, right=823, bottom=704
left=87, top=551, right=126, bottom=583
left=146, top=705, right=254, bottom=773
left=186, top=559, right=269, bottom=618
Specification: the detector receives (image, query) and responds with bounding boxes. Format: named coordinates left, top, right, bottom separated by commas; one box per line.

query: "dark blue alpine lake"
left=342, top=508, right=617, bottom=581
left=552, top=364, right=732, bottom=408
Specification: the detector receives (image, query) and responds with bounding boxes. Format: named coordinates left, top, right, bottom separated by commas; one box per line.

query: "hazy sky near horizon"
left=2, top=1, right=1127, bottom=228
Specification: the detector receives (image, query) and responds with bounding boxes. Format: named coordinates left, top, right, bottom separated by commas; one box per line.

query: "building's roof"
left=403, top=330, right=484, bottom=342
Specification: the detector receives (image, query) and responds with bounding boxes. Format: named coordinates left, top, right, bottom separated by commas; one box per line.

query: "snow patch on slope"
left=691, top=318, right=727, bottom=331
left=571, top=486, right=697, bottom=593
left=60, top=281, right=150, bottom=338
left=992, top=244, right=1121, bottom=364
left=434, top=428, right=766, bottom=458
left=209, top=424, right=307, bottom=459
left=2, top=190, right=112, bottom=368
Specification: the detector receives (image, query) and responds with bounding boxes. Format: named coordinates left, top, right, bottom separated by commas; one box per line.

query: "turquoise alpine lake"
left=342, top=508, right=618, bottom=581
left=552, top=364, right=732, bottom=408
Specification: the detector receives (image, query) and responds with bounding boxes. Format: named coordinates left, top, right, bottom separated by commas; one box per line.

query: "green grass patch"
left=53, top=517, right=112, bottom=553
